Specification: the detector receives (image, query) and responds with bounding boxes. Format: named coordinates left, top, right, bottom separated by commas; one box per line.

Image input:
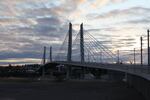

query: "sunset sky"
left=0, top=0, right=150, bottom=65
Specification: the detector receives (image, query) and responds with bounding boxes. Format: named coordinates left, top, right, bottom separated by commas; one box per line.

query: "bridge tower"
left=66, top=23, right=72, bottom=79
left=148, top=29, right=150, bottom=66
left=42, top=46, right=46, bottom=64
left=67, top=23, right=72, bottom=62
left=80, top=23, right=85, bottom=62
left=42, top=46, right=46, bottom=77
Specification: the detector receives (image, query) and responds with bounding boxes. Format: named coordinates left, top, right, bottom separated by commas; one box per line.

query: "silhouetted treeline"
left=0, top=64, right=41, bottom=77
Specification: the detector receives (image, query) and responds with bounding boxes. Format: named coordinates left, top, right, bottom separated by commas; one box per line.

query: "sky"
left=0, top=0, right=150, bottom=65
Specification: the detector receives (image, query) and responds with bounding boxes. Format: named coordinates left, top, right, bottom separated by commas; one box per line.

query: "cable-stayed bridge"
left=40, top=23, right=150, bottom=100
left=43, top=23, right=150, bottom=80
left=55, top=23, right=118, bottom=63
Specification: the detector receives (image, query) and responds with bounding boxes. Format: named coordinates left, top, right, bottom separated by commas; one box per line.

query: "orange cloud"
left=91, top=0, right=109, bottom=8
left=77, top=0, right=86, bottom=4
left=91, top=0, right=126, bottom=8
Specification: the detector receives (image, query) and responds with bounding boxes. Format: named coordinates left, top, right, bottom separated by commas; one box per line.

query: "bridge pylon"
left=67, top=23, right=72, bottom=62
left=42, top=46, right=46, bottom=65
left=147, top=29, right=150, bottom=66
left=42, top=46, right=46, bottom=77
left=80, top=23, right=85, bottom=63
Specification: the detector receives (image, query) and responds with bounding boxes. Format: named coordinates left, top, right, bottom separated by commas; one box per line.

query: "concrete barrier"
left=127, top=74, right=150, bottom=100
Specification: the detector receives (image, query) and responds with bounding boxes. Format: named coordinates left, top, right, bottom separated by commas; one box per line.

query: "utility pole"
left=117, top=50, right=120, bottom=64
left=50, top=46, right=52, bottom=62
left=134, top=48, right=136, bottom=65
left=148, top=29, right=150, bottom=66
left=141, top=37, right=143, bottom=65
left=80, top=23, right=85, bottom=63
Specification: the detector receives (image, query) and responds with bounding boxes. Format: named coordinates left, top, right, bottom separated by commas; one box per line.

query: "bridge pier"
left=66, top=66, right=72, bottom=79
left=107, top=70, right=125, bottom=82
left=81, top=67, right=85, bottom=79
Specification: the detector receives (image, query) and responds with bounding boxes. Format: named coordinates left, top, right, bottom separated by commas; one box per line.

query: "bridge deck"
left=53, top=61, right=150, bottom=81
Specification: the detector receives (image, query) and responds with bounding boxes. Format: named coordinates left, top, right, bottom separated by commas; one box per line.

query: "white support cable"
left=55, top=31, right=69, bottom=61
left=85, top=33, right=116, bottom=62
left=84, top=44, right=97, bottom=62
left=86, top=31, right=116, bottom=55
left=84, top=43, right=98, bottom=62
left=85, top=32, right=118, bottom=62
left=84, top=34, right=114, bottom=63
left=84, top=35, right=111, bottom=59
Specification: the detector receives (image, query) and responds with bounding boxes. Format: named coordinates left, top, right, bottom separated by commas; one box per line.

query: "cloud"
left=91, top=0, right=109, bottom=8
left=122, top=19, right=150, bottom=25
left=87, top=7, right=150, bottom=20
left=0, top=0, right=149, bottom=65
left=89, top=0, right=126, bottom=8
left=0, top=1, right=71, bottom=65
left=91, top=0, right=126, bottom=9
left=111, top=0, right=126, bottom=3
left=0, top=58, right=41, bottom=65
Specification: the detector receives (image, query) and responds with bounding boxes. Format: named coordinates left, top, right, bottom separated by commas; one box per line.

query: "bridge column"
left=66, top=66, right=69, bottom=79
left=148, top=29, right=150, bottom=66
left=67, top=23, right=72, bottom=62
left=81, top=67, right=85, bottom=79
left=42, top=46, right=46, bottom=65
left=66, top=23, right=73, bottom=79
left=42, top=46, right=46, bottom=77
left=80, top=23, right=85, bottom=63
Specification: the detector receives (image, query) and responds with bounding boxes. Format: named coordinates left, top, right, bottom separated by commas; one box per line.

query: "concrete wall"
left=127, top=74, right=150, bottom=100
left=106, top=70, right=150, bottom=100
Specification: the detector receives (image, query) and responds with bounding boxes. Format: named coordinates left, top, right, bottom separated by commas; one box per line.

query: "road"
left=0, top=79, right=145, bottom=100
